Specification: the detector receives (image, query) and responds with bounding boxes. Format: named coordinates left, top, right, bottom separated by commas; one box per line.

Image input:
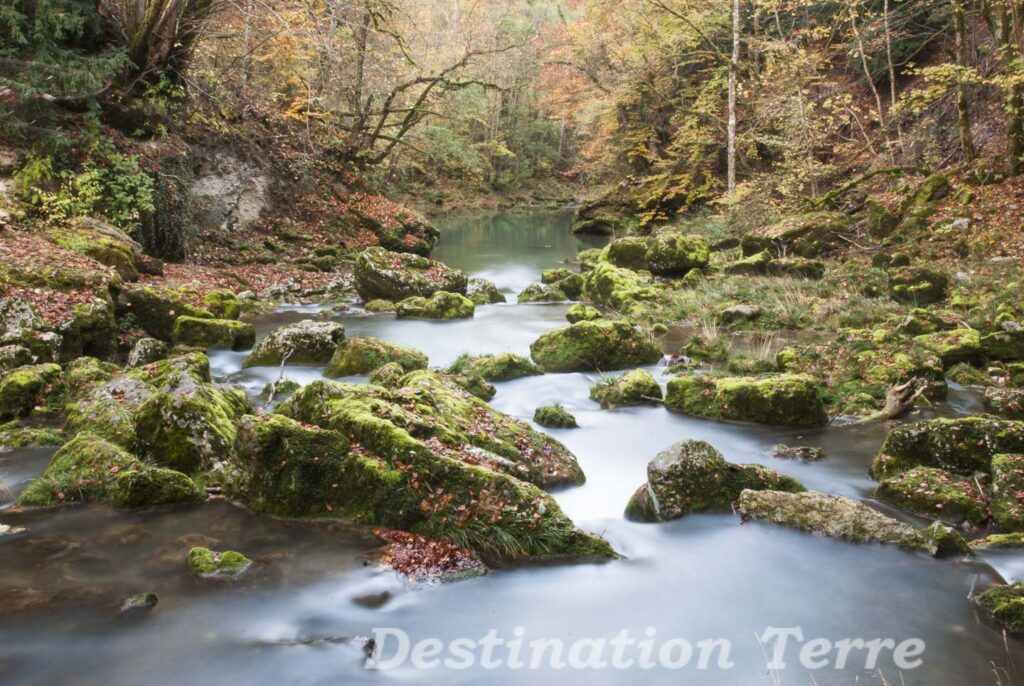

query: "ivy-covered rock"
left=268, top=375, right=614, bottom=562
left=127, top=337, right=168, bottom=368
left=188, top=547, right=252, bottom=579
left=976, top=583, right=1024, bottom=633
left=18, top=433, right=200, bottom=508
left=645, top=232, right=709, bottom=276
left=354, top=247, right=468, bottom=301
left=738, top=490, right=970, bottom=557
left=870, top=417, right=1024, bottom=480
left=530, top=320, right=662, bottom=373
left=243, top=320, right=345, bottom=367
left=565, top=304, right=602, bottom=324
left=625, top=440, right=804, bottom=522
left=874, top=467, right=989, bottom=525
left=466, top=278, right=506, bottom=305
left=396, top=291, right=475, bottom=319
left=533, top=404, right=578, bottom=429
left=325, top=337, right=428, bottom=377
left=449, top=353, right=542, bottom=381
left=590, top=369, right=662, bottom=409
left=118, top=285, right=213, bottom=341
left=171, top=316, right=255, bottom=350
left=582, top=262, right=658, bottom=314
left=914, top=328, right=983, bottom=368
left=888, top=266, right=950, bottom=305
left=0, top=363, right=64, bottom=420
left=984, top=388, right=1024, bottom=419
left=992, top=454, right=1024, bottom=530
left=665, top=373, right=827, bottom=427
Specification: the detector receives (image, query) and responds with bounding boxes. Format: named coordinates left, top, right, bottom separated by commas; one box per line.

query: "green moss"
left=172, top=316, right=255, bottom=350
left=914, top=328, right=983, bottom=368
left=530, top=320, right=662, bottom=373
left=888, top=266, right=950, bottom=305
left=542, top=267, right=574, bottom=284
left=665, top=373, right=827, bottom=427
left=243, top=320, right=345, bottom=368
left=604, top=237, right=649, bottom=270
left=0, top=363, right=64, bottom=420
left=112, top=468, right=203, bottom=508
left=518, top=282, right=568, bottom=303
left=188, top=547, right=251, bottom=578
left=396, top=291, right=475, bottom=319
left=582, top=262, right=659, bottom=314
left=449, top=353, right=542, bottom=382
left=466, top=278, right=506, bottom=305
left=977, top=584, right=1024, bottom=633
left=590, top=369, right=662, bottom=409
left=64, top=356, right=118, bottom=395
left=365, top=299, right=397, bottom=313
left=368, top=362, right=405, bottom=387
left=948, top=362, right=992, bottom=386
left=0, top=421, right=63, bottom=449
left=46, top=224, right=139, bottom=282
left=645, top=232, right=709, bottom=276
left=201, top=289, right=241, bottom=319
left=993, top=454, right=1024, bottom=531
left=533, top=404, right=578, bottom=428
left=982, top=330, right=1024, bottom=361
left=127, top=351, right=211, bottom=388
left=971, top=533, right=1024, bottom=550
left=354, top=247, right=468, bottom=301
left=59, top=300, right=118, bottom=362
left=325, top=337, right=428, bottom=377
left=118, top=285, right=213, bottom=340
left=874, top=466, right=988, bottom=525
left=871, top=417, right=1024, bottom=480
left=566, top=304, right=602, bottom=324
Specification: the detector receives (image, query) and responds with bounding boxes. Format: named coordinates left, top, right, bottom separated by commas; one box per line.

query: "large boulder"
left=582, top=262, right=659, bottom=314
left=172, top=316, right=255, bottom=350
left=45, top=219, right=141, bottom=282
left=870, top=417, right=1024, bottom=480
left=982, top=330, right=1024, bottom=361
left=590, top=369, right=662, bottom=409
left=396, top=291, right=475, bottom=320
left=243, top=320, right=345, bottom=367
left=263, top=373, right=614, bottom=563
left=888, top=266, right=950, bottom=305
left=530, top=320, right=662, bottom=373
left=738, top=490, right=970, bottom=557
left=118, top=285, right=213, bottom=341
left=466, top=278, right=506, bottom=305
left=449, top=353, right=542, bottom=382
left=65, top=373, right=155, bottom=446
left=665, top=374, right=828, bottom=427
left=914, top=328, right=983, bottom=368
left=645, top=232, right=709, bottom=276
left=605, top=237, right=649, bottom=270
left=324, top=337, right=428, bottom=377
left=626, top=440, right=804, bottom=522
left=354, top=247, right=467, bottom=302
left=566, top=304, right=602, bottom=324
left=874, top=466, right=988, bottom=525
left=977, top=584, right=1024, bottom=633
left=0, top=363, right=64, bottom=420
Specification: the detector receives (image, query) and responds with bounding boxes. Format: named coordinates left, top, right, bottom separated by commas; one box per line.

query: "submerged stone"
left=771, top=445, right=825, bottom=462
left=530, top=320, right=662, bottom=373
left=243, top=320, right=345, bottom=367
left=665, top=374, right=827, bottom=427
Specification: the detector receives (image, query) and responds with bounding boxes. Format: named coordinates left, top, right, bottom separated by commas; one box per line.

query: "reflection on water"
left=2, top=210, right=1023, bottom=686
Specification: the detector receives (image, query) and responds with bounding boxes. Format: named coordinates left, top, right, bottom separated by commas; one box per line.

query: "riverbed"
left=0, top=210, right=1021, bottom=685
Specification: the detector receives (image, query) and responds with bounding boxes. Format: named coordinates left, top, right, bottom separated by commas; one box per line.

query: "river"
left=0, top=210, right=1021, bottom=685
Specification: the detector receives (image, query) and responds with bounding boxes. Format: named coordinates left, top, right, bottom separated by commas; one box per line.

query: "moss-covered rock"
left=466, top=278, right=506, bottom=305
left=604, top=237, right=649, bottom=270
left=582, top=262, right=659, bottom=314
left=268, top=376, right=613, bottom=562
left=977, top=583, right=1024, bottom=633
left=992, top=454, right=1024, bottom=530
left=118, top=285, right=213, bottom=341
left=58, top=300, right=118, bottom=361
left=127, top=337, right=168, bottom=368
left=325, top=337, right=428, bottom=377
left=243, top=320, right=345, bottom=367
left=771, top=444, right=825, bottom=462
left=577, top=248, right=602, bottom=272
left=0, top=363, right=64, bottom=420
left=0, top=344, right=33, bottom=372
left=865, top=197, right=901, bottom=239
left=396, top=291, right=475, bottom=319
left=65, top=374, right=155, bottom=446
left=914, top=328, right=983, bottom=368
left=449, top=353, right=542, bottom=381
left=188, top=547, right=252, bottom=579
left=533, top=404, right=578, bottom=429
left=738, top=490, right=970, bottom=557
left=971, top=533, right=1024, bottom=550
left=354, top=247, right=468, bottom=301
left=985, top=388, right=1024, bottom=419
left=724, top=249, right=772, bottom=276
left=982, top=330, right=1024, bottom=361
left=530, top=320, right=662, bottom=373
left=0, top=421, right=63, bottom=449
left=626, top=440, right=804, bottom=522
left=888, top=266, right=950, bottom=305
left=201, top=289, right=241, bottom=319
left=365, top=299, right=397, bottom=313
left=755, top=213, right=854, bottom=258
left=590, top=369, right=662, bottom=409
left=646, top=232, right=709, bottom=276
left=870, top=417, right=1024, bottom=480
left=18, top=433, right=200, bottom=507
left=565, top=304, right=602, bottom=324
left=45, top=220, right=141, bottom=282
left=367, top=362, right=405, bottom=387
left=874, top=466, right=988, bottom=525
left=542, top=268, right=575, bottom=284
left=518, top=283, right=568, bottom=303
left=665, top=373, right=827, bottom=427
left=64, top=356, right=118, bottom=395
left=171, top=316, right=255, bottom=350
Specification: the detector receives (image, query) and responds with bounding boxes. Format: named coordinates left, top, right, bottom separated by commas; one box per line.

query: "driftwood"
left=859, top=377, right=930, bottom=424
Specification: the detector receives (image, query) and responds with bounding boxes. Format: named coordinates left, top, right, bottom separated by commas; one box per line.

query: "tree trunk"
left=849, top=3, right=894, bottom=164
left=996, top=0, right=1024, bottom=173
left=883, top=0, right=906, bottom=154
left=728, top=0, right=739, bottom=194
left=952, top=0, right=977, bottom=162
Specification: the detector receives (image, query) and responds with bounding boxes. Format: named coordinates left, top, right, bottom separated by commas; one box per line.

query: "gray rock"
left=720, top=304, right=761, bottom=323
left=950, top=218, right=971, bottom=231
left=244, top=320, right=345, bottom=368
left=127, top=338, right=168, bottom=368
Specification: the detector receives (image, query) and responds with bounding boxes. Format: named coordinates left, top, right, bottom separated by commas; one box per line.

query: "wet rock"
left=626, top=440, right=804, bottom=522
left=565, top=304, right=602, bottom=324
left=244, top=320, right=345, bottom=368
left=914, top=328, right=983, bottom=368
left=870, top=417, right=1024, bottom=480
left=0, top=363, right=64, bottom=420
left=589, top=369, right=662, bottom=409
left=992, top=454, right=1024, bottom=530
left=738, top=490, right=970, bottom=557
left=466, top=278, right=506, bottom=305
left=888, top=266, right=950, bottom=305
left=325, top=337, right=428, bottom=377
left=352, top=591, right=393, bottom=609
left=119, top=592, right=159, bottom=617
left=533, top=404, right=578, bottom=429
left=188, top=547, right=252, bottom=579
left=645, top=232, right=709, bottom=276
left=984, top=388, right=1024, bottom=419
left=530, top=320, right=662, bottom=373
left=354, top=247, right=467, bottom=302
left=448, top=353, right=541, bottom=382
left=396, top=291, right=475, bottom=320
left=665, top=374, right=827, bottom=427
left=977, top=583, right=1024, bottom=632
left=172, top=316, right=255, bottom=350
left=371, top=529, right=488, bottom=584
left=771, top=444, right=825, bottom=462
left=127, top=338, right=168, bottom=368
left=874, top=466, right=988, bottom=525
left=0, top=523, right=26, bottom=536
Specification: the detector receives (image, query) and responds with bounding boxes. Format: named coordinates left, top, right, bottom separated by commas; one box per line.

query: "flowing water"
left=1, top=210, right=1023, bottom=685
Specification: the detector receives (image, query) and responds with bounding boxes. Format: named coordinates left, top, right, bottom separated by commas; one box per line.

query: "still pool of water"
left=1, top=210, right=1022, bottom=686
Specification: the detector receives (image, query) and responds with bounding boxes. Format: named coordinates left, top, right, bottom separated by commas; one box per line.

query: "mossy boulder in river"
left=449, top=353, right=541, bottom=381
left=188, top=547, right=252, bottom=579
left=738, top=490, right=970, bottom=557
left=590, top=369, right=662, bottom=409
left=172, top=316, right=255, bottom=350
left=0, top=363, right=64, bottom=420
left=992, top=454, right=1024, bottom=530
left=665, top=374, right=827, bottom=427
left=582, top=262, right=658, bottom=314
left=977, top=583, right=1024, bottom=633
left=870, top=417, right=1024, bottom=480
left=262, top=375, right=614, bottom=562
left=533, top=404, right=578, bottom=429
left=18, top=433, right=201, bottom=508
left=466, top=278, right=506, bottom=305
left=605, top=237, right=649, bottom=270
left=625, top=440, right=804, bottom=522
left=354, top=247, right=468, bottom=302
left=325, top=336, right=428, bottom=377
left=566, top=304, right=602, bottom=324
left=0, top=420, right=63, bottom=449
left=244, top=320, right=345, bottom=367
left=530, top=320, right=662, bottom=373
left=874, top=466, right=989, bottom=525
left=645, top=232, right=709, bottom=276
left=396, top=291, right=475, bottom=319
